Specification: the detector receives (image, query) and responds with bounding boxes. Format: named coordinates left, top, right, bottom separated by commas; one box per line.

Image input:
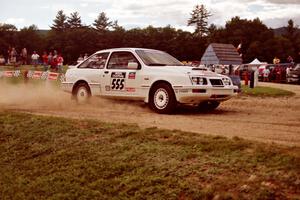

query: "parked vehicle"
left=287, top=64, right=300, bottom=84
left=258, top=64, right=268, bottom=81
left=62, top=48, right=238, bottom=114
left=241, top=63, right=294, bottom=83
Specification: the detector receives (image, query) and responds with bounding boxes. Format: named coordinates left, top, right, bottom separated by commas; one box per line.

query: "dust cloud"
left=0, top=81, right=71, bottom=110
left=0, top=81, right=147, bottom=113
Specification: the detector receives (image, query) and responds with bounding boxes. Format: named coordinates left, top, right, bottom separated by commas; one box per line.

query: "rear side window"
left=78, top=53, right=109, bottom=69
left=107, top=52, right=139, bottom=69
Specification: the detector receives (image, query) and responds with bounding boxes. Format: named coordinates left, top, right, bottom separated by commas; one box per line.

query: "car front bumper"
left=174, top=85, right=238, bottom=104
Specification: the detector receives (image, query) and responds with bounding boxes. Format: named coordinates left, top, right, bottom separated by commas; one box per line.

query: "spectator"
left=21, top=48, right=27, bottom=65
left=229, top=64, right=233, bottom=75
left=221, top=66, right=227, bottom=74
left=275, top=67, right=281, bottom=82
left=31, top=51, right=40, bottom=67
left=273, top=56, right=280, bottom=64
left=0, top=55, right=5, bottom=65
left=7, top=47, right=11, bottom=65
left=42, top=51, right=48, bottom=71
left=53, top=50, right=58, bottom=60
left=287, top=55, right=294, bottom=64
left=263, top=67, right=270, bottom=82
left=50, top=51, right=58, bottom=71
left=77, top=54, right=84, bottom=63
left=84, top=53, right=88, bottom=60
left=10, top=47, right=17, bottom=66
left=211, top=65, right=215, bottom=72
left=57, top=54, right=64, bottom=72
left=48, top=52, right=53, bottom=69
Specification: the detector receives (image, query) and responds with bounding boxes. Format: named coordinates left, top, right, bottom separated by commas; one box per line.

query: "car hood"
left=153, top=66, right=225, bottom=77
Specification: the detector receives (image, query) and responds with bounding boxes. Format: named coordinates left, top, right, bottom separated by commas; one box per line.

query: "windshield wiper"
left=147, top=63, right=167, bottom=66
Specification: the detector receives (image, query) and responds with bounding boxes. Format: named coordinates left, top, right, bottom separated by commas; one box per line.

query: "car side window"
left=107, top=52, right=139, bottom=69
left=78, top=53, right=109, bottom=69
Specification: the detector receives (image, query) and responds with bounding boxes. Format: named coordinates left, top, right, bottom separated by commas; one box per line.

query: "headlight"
left=190, top=76, right=207, bottom=85
left=222, top=77, right=231, bottom=85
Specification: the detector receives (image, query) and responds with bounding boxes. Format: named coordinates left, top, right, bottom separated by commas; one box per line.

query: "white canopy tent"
left=249, top=58, right=267, bottom=65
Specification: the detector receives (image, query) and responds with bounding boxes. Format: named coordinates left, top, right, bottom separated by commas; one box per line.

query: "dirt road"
left=1, top=82, right=300, bottom=146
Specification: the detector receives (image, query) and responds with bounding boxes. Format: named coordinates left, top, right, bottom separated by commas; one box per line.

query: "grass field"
left=0, top=111, right=299, bottom=199
left=242, top=85, right=295, bottom=97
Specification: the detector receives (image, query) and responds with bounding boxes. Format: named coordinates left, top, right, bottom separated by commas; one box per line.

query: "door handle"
left=104, top=71, right=109, bottom=74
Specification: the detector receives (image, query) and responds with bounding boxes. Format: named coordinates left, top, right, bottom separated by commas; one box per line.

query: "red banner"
left=48, top=72, right=59, bottom=80
left=32, top=71, right=43, bottom=79
left=1, top=70, right=63, bottom=82
left=4, top=71, right=14, bottom=77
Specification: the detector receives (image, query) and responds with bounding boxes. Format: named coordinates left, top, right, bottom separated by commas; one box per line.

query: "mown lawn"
left=0, top=112, right=299, bottom=199
left=242, top=85, right=295, bottom=97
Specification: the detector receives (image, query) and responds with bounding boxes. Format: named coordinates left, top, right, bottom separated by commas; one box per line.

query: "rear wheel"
left=149, top=83, right=177, bottom=114
left=74, top=83, right=91, bottom=104
left=198, top=101, right=220, bottom=111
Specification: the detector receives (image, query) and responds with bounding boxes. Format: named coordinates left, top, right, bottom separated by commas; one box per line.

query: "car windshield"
left=136, top=50, right=183, bottom=66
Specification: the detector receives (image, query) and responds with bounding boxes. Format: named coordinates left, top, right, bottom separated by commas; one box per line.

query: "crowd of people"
left=0, top=47, right=64, bottom=72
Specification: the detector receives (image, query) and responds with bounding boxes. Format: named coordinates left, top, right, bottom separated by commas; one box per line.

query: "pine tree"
left=93, top=12, right=112, bottom=31
left=187, top=4, right=211, bottom=37
left=284, top=19, right=299, bottom=41
left=51, top=10, right=68, bottom=31
left=67, top=12, right=82, bottom=28
left=111, top=20, right=124, bottom=31
left=284, top=19, right=300, bottom=61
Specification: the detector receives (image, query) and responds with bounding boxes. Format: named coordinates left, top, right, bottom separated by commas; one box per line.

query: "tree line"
left=0, top=6, right=299, bottom=64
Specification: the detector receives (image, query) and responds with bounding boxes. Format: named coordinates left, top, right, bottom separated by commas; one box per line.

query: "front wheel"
left=198, top=101, right=220, bottom=111
left=74, top=83, right=91, bottom=104
left=149, top=83, right=177, bottom=114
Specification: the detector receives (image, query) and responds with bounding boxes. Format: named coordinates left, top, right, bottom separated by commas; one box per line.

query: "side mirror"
left=128, top=62, right=139, bottom=70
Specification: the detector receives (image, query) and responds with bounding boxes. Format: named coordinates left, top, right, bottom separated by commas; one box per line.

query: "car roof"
left=95, top=48, right=162, bottom=54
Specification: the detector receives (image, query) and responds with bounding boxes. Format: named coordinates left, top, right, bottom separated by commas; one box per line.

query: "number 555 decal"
left=111, top=72, right=126, bottom=91
left=111, top=78, right=125, bottom=90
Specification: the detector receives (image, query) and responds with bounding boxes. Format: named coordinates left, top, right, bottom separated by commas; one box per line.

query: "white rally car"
left=62, top=48, right=238, bottom=114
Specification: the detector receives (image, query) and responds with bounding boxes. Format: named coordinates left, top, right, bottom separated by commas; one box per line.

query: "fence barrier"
left=0, top=70, right=65, bottom=82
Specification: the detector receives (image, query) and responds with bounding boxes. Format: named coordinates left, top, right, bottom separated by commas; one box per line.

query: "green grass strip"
left=242, top=86, right=295, bottom=97
left=0, top=111, right=299, bottom=199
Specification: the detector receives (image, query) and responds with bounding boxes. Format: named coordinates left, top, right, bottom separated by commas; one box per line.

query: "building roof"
left=201, top=43, right=243, bottom=65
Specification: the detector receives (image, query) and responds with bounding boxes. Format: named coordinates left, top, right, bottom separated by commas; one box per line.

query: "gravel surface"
left=1, top=82, right=299, bottom=146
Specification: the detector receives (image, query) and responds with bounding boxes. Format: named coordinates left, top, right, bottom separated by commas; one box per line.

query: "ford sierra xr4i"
left=62, top=48, right=238, bottom=114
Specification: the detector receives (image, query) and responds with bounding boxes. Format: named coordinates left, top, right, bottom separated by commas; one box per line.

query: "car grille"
left=209, top=79, right=224, bottom=87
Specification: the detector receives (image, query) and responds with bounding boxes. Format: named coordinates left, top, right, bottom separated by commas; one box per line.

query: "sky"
left=0, top=0, right=300, bottom=31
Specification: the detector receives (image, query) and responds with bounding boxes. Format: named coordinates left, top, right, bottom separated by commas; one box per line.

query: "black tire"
left=73, top=82, right=91, bottom=104
left=198, top=101, right=220, bottom=111
left=149, top=83, right=177, bottom=114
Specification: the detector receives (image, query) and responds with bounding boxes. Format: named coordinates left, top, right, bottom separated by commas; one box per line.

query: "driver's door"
left=101, top=51, right=141, bottom=98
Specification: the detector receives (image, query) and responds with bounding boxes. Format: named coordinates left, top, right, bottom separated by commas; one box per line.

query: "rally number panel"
left=111, top=72, right=126, bottom=91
